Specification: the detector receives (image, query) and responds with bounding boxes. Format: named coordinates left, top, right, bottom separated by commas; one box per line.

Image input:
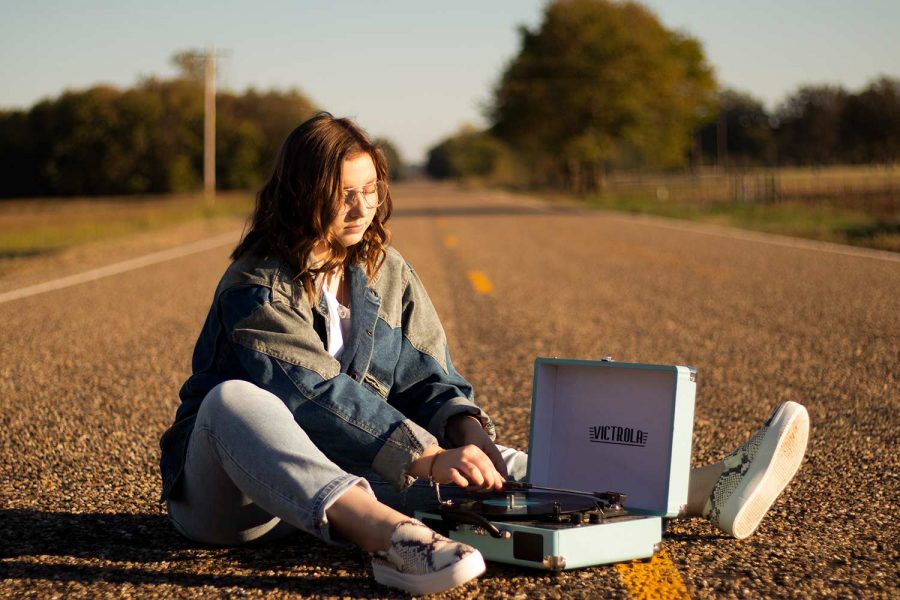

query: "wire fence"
left=604, top=165, right=900, bottom=215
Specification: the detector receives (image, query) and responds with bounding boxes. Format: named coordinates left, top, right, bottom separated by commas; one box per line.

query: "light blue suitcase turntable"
left=415, top=357, right=696, bottom=570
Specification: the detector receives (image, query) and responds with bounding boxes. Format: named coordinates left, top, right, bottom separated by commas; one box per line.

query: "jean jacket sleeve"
left=387, top=264, right=496, bottom=447
left=220, top=283, right=438, bottom=490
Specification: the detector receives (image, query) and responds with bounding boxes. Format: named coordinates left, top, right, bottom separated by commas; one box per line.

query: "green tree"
left=0, top=109, right=41, bottom=196
left=216, top=117, right=266, bottom=189
left=138, top=76, right=205, bottom=192
left=698, top=89, right=775, bottom=167
left=491, top=0, right=716, bottom=191
left=425, top=139, right=453, bottom=180
left=220, top=88, right=316, bottom=177
left=170, top=50, right=206, bottom=83
left=0, top=49, right=317, bottom=198
left=39, top=86, right=144, bottom=195
left=839, top=77, right=900, bottom=164
left=375, top=137, right=405, bottom=181
left=426, top=125, right=521, bottom=184
left=774, top=85, right=847, bottom=165
left=114, top=87, right=165, bottom=192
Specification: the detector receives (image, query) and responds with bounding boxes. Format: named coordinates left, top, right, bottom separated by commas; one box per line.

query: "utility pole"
left=182, top=46, right=228, bottom=205
left=204, top=44, right=216, bottom=205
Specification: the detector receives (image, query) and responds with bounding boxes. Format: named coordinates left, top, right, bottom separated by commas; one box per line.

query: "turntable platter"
left=455, top=489, right=600, bottom=521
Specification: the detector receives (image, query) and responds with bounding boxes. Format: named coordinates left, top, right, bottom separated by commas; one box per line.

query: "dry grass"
left=575, top=192, right=899, bottom=252
left=2, top=166, right=897, bottom=268
left=563, top=165, right=900, bottom=253
left=0, top=191, right=254, bottom=259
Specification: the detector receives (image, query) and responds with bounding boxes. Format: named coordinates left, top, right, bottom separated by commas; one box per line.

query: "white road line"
left=0, top=230, right=241, bottom=305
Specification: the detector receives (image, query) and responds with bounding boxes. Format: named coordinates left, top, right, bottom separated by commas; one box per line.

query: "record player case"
left=416, top=357, right=696, bottom=570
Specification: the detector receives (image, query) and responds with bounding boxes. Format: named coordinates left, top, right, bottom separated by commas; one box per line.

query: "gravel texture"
left=1, top=182, right=897, bottom=598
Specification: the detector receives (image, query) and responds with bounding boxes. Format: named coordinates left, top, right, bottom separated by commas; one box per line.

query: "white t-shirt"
left=322, top=288, right=351, bottom=358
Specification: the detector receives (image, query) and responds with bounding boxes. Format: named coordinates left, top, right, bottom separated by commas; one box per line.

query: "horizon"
left=1, top=0, right=899, bottom=164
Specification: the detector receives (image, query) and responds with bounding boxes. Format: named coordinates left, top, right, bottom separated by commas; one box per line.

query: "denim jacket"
left=159, top=245, right=495, bottom=501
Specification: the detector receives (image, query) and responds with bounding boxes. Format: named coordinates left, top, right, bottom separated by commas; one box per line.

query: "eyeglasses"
left=340, top=181, right=388, bottom=212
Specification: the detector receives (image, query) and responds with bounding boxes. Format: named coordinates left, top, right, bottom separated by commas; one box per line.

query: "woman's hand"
left=446, top=414, right=509, bottom=480
left=410, top=444, right=505, bottom=490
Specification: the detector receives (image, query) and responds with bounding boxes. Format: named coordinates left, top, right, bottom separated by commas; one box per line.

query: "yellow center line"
left=615, top=549, right=691, bottom=599
left=467, top=271, right=494, bottom=294
left=444, top=235, right=459, bottom=248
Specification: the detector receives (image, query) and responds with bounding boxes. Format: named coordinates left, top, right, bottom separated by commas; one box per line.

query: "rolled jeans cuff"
left=372, top=419, right=437, bottom=490
left=427, top=397, right=496, bottom=446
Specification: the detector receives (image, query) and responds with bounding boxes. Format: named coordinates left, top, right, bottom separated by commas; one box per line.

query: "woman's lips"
left=343, top=222, right=366, bottom=233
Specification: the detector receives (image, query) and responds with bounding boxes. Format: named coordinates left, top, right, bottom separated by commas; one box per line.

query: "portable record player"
left=416, top=357, right=696, bottom=570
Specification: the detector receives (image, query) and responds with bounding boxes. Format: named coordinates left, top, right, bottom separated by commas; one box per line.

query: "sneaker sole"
left=725, top=401, right=810, bottom=539
left=372, top=550, right=486, bottom=595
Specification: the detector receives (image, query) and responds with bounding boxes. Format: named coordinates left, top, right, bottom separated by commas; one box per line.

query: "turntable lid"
left=525, top=358, right=696, bottom=517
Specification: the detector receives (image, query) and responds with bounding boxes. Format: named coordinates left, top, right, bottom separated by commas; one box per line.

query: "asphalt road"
left=1, top=182, right=897, bottom=598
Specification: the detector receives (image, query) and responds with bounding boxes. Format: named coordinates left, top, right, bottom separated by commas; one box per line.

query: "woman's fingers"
left=434, top=450, right=478, bottom=487
left=464, top=446, right=498, bottom=488
left=455, top=456, right=487, bottom=487
left=482, top=443, right=509, bottom=480
left=434, top=445, right=504, bottom=489
left=447, top=467, right=469, bottom=488
left=459, top=445, right=504, bottom=490
left=463, top=463, right=486, bottom=487
left=481, top=450, right=506, bottom=489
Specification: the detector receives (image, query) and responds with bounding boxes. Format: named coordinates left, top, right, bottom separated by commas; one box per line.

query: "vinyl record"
left=454, top=489, right=599, bottom=521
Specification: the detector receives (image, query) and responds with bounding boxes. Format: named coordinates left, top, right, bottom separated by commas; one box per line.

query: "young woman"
left=159, top=113, right=809, bottom=595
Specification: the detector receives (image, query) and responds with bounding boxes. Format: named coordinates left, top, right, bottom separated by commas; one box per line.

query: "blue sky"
left=1, top=1, right=898, bottom=163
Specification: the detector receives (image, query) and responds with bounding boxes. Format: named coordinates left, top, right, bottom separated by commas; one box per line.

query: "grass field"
left=579, top=193, right=899, bottom=251
left=558, top=165, right=900, bottom=252
left=1, top=166, right=897, bottom=266
left=0, top=192, right=254, bottom=259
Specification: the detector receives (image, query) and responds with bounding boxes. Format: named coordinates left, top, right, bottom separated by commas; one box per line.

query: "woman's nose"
left=346, top=192, right=368, bottom=217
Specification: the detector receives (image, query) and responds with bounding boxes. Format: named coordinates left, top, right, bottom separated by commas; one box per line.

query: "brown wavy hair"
left=232, top=112, right=392, bottom=302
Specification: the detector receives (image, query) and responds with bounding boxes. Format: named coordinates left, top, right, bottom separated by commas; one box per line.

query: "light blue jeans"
left=166, top=380, right=528, bottom=546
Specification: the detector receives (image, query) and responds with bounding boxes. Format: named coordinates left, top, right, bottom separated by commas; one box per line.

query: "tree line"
left=427, top=0, right=900, bottom=191
left=3, top=0, right=896, bottom=199
left=0, top=59, right=404, bottom=199
left=697, top=79, right=900, bottom=168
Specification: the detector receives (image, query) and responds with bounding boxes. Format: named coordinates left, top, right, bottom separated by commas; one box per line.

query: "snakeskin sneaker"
left=703, top=401, right=809, bottom=539
left=370, top=519, right=486, bottom=595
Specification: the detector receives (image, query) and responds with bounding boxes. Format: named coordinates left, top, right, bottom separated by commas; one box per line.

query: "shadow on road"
left=0, top=509, right=389, bottom=596
left=0, top=248, right=55, bottom=259
left=2, top=509, right=563, bottom=594
left=391, top=204, right=579, bottom=218
left=0, top=561, right=375, bottom=594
